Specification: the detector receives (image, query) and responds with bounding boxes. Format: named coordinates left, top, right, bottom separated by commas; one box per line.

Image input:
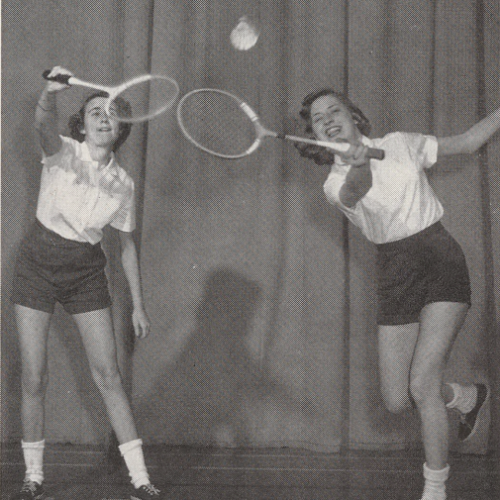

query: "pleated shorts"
left=11, top=219, right=112, bottom=315
left=376, top=221, right=471, bottom=326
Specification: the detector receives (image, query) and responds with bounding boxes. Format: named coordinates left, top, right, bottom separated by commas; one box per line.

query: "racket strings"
left=178, top=91, right=257, bottom=157
left=109, top=76, right=179, bottom=122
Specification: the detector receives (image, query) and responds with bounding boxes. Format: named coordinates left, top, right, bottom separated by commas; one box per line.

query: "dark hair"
left=68, top=91, right=132, bottom=152
left=295, top=88, right=371, bottom=165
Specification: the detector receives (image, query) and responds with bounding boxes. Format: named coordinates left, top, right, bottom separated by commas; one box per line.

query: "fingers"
left=46, top=65, right=74, bottom=79
left=345, top=143, right=369, bottom=167
left=350, top=143, right=368, bottom=160
left=44, top=66, right=73, bottom=93
left=134, top=322, right=148, bottom=339
left=133, top=315, right=151, bottom=339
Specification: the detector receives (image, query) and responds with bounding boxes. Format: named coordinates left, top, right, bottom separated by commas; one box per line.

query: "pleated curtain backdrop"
left=1, top=0, right=498, bottom=454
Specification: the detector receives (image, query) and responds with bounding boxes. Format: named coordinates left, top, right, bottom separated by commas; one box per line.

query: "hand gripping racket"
left=176, top=88, right=385, bottom=160
left=43, top=70, right=179, bottom=123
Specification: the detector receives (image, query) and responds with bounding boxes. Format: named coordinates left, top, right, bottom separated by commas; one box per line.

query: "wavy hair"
left=295, top=88, right=371, bottom=165
left=68, top=91, right=132, bottom=152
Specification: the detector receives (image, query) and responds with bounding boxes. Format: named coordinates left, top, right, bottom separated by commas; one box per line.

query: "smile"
left=325, top=125, right=341, bottom=138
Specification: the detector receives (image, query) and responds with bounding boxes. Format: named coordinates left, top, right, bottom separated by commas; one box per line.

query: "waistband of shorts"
left=34, top=219, right=95, bottom=248
left=376, top=221, right=445, bottom=251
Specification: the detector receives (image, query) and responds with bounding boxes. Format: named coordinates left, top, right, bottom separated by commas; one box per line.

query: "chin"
left=97, top=134, right=117, bottom=144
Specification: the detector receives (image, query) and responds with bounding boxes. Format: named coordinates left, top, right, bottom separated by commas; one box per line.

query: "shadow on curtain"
left=132, top=0, right=498, bottom=454
left=1, top=0, right=498, bottom=455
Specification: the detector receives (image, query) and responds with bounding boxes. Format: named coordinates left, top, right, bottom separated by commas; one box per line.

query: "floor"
left=1, top=444, right=497, bottom=500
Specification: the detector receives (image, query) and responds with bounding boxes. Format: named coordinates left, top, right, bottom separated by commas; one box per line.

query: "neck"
left=86, top=141, right=113, bottom=167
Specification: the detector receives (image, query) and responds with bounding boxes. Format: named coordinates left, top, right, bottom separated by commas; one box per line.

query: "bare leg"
left=15, top=305, right=52, bottom=442
left=378, top=322, right=420, bottom=414
left=74, top=309, right=153, bottom=490
left=409, top=302, right=468, bottom=470
left=72, top=308, right=138, bottom=444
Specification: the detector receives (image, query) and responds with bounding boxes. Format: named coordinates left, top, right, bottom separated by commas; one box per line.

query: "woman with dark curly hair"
left=297, top=88, right=499, bottom=500
left=10, top=66, right=162, bottom=500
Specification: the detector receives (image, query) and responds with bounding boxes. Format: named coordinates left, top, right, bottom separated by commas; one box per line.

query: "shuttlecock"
left=230, top=16, right=260, bottom=51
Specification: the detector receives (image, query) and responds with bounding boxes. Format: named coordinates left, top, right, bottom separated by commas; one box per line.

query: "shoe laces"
left=21, top=480, right=39, bottom=493
left=141, top=484, right=160, bottom=495
left=459, top=412, right=471, bottom=427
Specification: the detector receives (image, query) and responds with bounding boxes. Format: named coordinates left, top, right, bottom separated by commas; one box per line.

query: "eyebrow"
left=87, top=106, right=105, bottom=113
left=312, top=105, right=339, bottom=117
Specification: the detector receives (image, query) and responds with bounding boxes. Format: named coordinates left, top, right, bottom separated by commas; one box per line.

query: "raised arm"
left=437, top=107, right=500, bottom=157
left=34, top=66, right=72, bottom=156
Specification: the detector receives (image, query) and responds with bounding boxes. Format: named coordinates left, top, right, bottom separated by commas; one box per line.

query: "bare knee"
left=409, top=373, right=441, bottom=408
left=381, top=388, right=413, bottom=414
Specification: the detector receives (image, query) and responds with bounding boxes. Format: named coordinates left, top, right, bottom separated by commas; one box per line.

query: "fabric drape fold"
left=1, top=0, right=497, bottom=453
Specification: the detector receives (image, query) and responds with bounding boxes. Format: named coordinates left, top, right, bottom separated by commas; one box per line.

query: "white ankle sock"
left=118, top=438, right=150, bottom=488
left=445, top=383, right=477, bottom=413
left=22, top=439, right=45, bottom=484
left=421, top=463, right=449, bottom=500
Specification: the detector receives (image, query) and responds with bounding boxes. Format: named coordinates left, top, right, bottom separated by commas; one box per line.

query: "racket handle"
left=367, top=147, right=385, bottom=161
left=291, top=135, right=385, bottom=161
left=42, top=70, right=72, bottom=85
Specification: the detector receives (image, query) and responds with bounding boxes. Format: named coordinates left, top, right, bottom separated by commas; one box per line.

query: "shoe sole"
left=461, top=383, right=490, bottom=443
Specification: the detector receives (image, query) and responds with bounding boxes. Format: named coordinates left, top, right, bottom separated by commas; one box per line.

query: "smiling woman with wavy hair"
left=10, top=66, right=163, bottom=500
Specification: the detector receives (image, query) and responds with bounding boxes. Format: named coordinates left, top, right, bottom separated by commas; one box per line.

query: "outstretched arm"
left=34, top=66, right=72, bottom=157
left=437, top=107, right=500, bottom=157
left=338, top=143, right=373, bottom=208
left=118, top=230, right=151, bottom=339
left=339, top=162, right=373, bottom=208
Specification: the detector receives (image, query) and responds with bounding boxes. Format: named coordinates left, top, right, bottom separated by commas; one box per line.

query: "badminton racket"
left=42, top=70, right=179, bottom=123
left=176, top=88, right=385, bottom=160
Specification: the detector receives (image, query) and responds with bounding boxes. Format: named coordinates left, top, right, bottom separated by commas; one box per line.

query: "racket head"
left=176, top=89, right=260, bottom=159
left=106, top=74, right=179, bottom=123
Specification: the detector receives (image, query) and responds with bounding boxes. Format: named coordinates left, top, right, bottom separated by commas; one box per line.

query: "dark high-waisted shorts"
left=376, top=221, right=471, bottom=326
left=11, top=219, right=112, bottom=314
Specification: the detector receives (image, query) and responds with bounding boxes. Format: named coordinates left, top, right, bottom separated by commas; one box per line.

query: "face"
left=310, top=94, right=361, bottom=144
left=82, top=97, right=120, bottom=148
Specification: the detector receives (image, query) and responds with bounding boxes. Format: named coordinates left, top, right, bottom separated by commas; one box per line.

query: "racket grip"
left=42, top=70, right=71, bottom=85
left=367, top=147, right=385, bottom=160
